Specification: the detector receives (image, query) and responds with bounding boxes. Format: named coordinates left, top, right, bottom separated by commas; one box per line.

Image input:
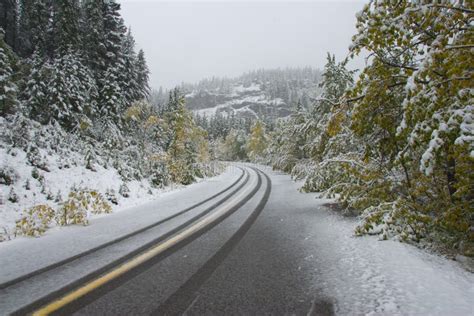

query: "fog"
left=120, top=0, right=366, bottom=89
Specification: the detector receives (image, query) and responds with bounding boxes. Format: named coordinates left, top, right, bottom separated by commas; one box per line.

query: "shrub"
left=56, top=190, right=112, bottom=226
left=105, top=188, right=118, bottom=204
left=0, top=166, right=16, bottom=185
left=15, top=205, right=55, bottom=237
left=8, top=188, right=19, bottom=203
left=26, top=146, right=49, bottom=171
left=119, top=184, right=130, bottom=198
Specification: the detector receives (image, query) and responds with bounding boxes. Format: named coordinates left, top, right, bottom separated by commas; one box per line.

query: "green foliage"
left=265, top=1, right=473, bottom=253
left=218, top=129, right=248, bottom=161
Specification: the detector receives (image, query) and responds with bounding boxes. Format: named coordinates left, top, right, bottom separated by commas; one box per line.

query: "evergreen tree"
left=17, top=0, right=52, bottom=57
left=97, top=67, right=124, bottom=123
left=52, top=0, right=81, bottom=54
left=97, top=0, right=128, bottom=122
left=103, top=0, right=126, bottom=69
left=0, top=29, right=19, bottom=115
left=47, top=50, right=97, bottom=129
left=136, top=49, right=150, bottom=99
left=23, top=51, right=50, bottom=122
left=81, top=0, right=106, bottom=78
left=0, top=0, right=18, bottom=51
left=120, top=29, right=140, bottom=104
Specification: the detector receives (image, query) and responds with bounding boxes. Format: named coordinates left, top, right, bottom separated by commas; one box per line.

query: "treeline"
left=181, top=67, right=321, bottom=109
left=1, top=1, right=215, bottom=238
left=1, top=0, right=150, bottom=127
left=217, top=2, right=474, bottom=254
left=1, top=0, right=211, bottom=186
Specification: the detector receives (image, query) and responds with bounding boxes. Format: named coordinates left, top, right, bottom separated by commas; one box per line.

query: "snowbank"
left=307, top=198, right=474, bottom=315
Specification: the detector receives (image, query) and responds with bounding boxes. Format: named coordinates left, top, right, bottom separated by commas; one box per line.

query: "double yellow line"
left=33, top=169, right=258, bottom=316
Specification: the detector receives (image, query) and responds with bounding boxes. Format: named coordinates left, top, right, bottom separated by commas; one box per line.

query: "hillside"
left=182, top=67, right=322, bottom=121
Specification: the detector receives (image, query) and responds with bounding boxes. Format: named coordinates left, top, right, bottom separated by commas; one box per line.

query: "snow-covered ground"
left=304, top=197, right=474, bottom=315
left=0, top=142, right=223, bottom=242
left=1, top=147, right=158, bottom=230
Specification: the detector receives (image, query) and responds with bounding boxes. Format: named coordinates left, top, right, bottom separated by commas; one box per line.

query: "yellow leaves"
left=327, top=110, right=345, bottom=137
left=150, top=152, right=168, bottom=163
left=246, top=120, right=268, bottom=160
left=144, top=115, right=160, bottom=129
left=56, top=190, right=112, bottom=226
left=79, top=118, right=91, bottom=131
left=14, top=189, right=114, bottom=238
left=15, top=205, right=56, bottom=237
left=124, top=105, right=142, bottom=122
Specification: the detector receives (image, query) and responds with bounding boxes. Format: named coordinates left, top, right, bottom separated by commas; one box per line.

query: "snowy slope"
left=0, top=146, right=164, bottom=233
left=0, top=115, right=223, bottom=242
left=183, top=68, right=322, bottom=121
left=188, top=83, right=289, bottom=120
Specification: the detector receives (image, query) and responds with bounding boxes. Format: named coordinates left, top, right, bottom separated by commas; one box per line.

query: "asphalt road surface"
left=5, top=165, right=335, bottom=316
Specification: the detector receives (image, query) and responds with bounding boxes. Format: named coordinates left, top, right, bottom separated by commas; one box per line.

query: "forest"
left=0, top=0, right=213, bottom=240
left=0, top=1, right=472, bottom=257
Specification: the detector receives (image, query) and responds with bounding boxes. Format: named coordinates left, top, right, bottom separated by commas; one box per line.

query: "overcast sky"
left=119, top=0, right=367, bottom=89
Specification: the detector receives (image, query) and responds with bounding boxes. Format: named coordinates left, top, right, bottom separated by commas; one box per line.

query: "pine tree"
left=103, top=0, right=126, bottom=69
left=47, top=50, right=97, bottom=129
left=98, top=68, right=125, bottom=123
left=23, top=51, right=50, bottom=122
left=81, top=0, right=106, bottom=78
left=17, top=0, right=52, bottom=57
left=96, top=0, right=127, bottom=122
left=136, top=49, right=150, bottom=99
left=52, top=0, right=81, bottom=54
left=0, top=29, right=19, bottom=115
left=1, top=0, right=18, bottom=51
left=120, top=28, right=140, bottom=104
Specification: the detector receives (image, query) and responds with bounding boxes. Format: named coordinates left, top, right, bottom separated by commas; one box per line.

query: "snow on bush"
left=56, top=190, right=112, bottom=226
left=15, top=205, right=55, bottom=237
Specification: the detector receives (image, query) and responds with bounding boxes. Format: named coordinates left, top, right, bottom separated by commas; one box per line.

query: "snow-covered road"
left=0, top=164, right=472, bottom=316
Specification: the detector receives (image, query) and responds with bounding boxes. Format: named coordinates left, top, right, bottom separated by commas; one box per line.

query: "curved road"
left=2, top=165, right=334, bottom=316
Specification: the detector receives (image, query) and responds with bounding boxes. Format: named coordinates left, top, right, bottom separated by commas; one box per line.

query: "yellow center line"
left=33, top=169, right=258, bottom=316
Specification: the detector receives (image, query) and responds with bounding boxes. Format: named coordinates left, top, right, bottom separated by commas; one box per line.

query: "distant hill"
left=181, top=67, right=322, bottom=121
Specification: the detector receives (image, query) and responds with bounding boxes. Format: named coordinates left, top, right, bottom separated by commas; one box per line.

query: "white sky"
left=119, top=0, right=367, bottom=89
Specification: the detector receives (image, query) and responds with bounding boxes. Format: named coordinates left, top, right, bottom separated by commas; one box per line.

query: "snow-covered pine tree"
left=47, top=50, right=97, bottom=130
left=0, top=29, right=19, bottom=115
left=136, top=49, right=150, bottom=99
left=81, top=0, right=106, bottom=79
left=22, top=50, right=50, bottom=122
left=1, top=0, right=18, bottom=51
left=103, top=0, right=126, bottom=69
left=52, top=0, right=81, bottom=55
left=14, top=0, right=51, bottom=57
left=96, top=0, right=127, bottom=123
left=98, top=67, right=125, bottom=124
left=120, top=29, right=140, bottom=104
